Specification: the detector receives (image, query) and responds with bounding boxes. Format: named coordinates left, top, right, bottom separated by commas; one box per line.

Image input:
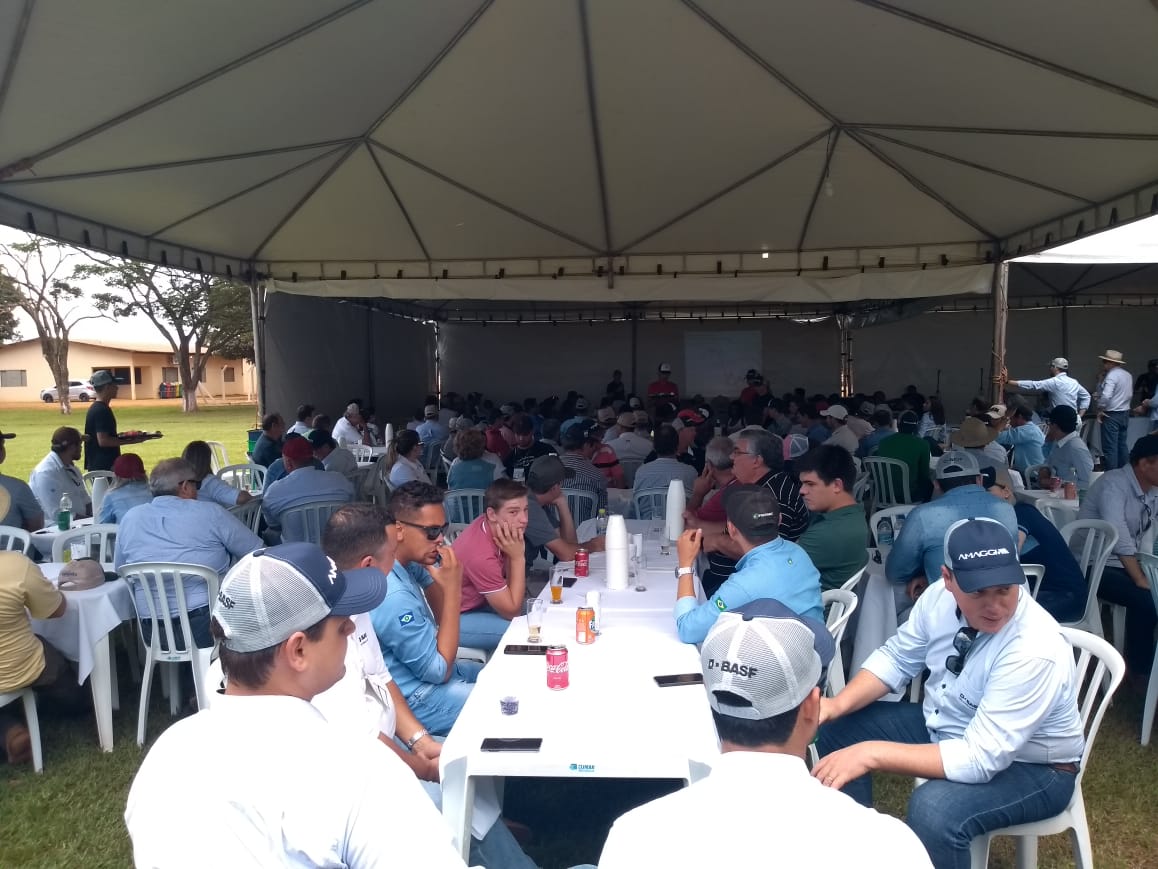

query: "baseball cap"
left=898, top=410, right=919, bottom=433
left=307, top=429, right=337, bottom=450
left=423, top=404, right=438, bottom=418
left=936, top=449, right=982, bottom=480
left=499, top=403, right=516, bottom=416
left=745, top=368, right=759, bottom=381
left=112, top=453, right=146, bottom=479
left=677, top=408, right=707, bottom=426
left=1130, top=434, right=1158, bottom=462
left=783, top=433, right=810, bottom=461
left=525, top=454, right=573, bottom=493
left=722, top=484, right=780, bottom=539
left=658, top=362, right=672, bottom=373
left=1047, top=404, right=1078, bottom=432
left=90, top=370, right=120, bottom=388
left=702, top=599, right=834, bottom=720
left=282, top=437, right=314, bottom=462
left=632, top=409, right=650, bottom=426
left=859, top=401, right=875, bottom=416
left=50, top=426, right=82, bottom=448
left=616, top=411, right=635, bottom=428
left=561, top=419, right=600, bottom=448
left=944, top=518, right=1025, bottom=592
left=628, top=396, right=642, bottom=409
left=213, top=543, right=388, bottom=653
left=1050, top=357, right=1070, bottom=370
left=820, top=404, right=848, bottom=421
left=985, top=404, right=1007, bottom=419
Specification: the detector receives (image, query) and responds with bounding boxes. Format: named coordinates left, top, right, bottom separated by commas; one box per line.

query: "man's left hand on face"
left=811, top=742, right=880, bottom=791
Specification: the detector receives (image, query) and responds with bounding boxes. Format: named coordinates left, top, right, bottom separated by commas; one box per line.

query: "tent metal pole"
left=1061, top=305, right=1069, bottom=359
left=989, top=260, right=1009, bottom=404
left=366, top=310, right=376, bottom=408
left=630, top=315, right=638, bottom=396
left=249, top=275, right=267, bottom=419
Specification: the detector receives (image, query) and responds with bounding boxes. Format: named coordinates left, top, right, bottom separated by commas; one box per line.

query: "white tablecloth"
left=30, top=517, right=95, bottom=558
left=1014, top=489, right=1079, bottom=512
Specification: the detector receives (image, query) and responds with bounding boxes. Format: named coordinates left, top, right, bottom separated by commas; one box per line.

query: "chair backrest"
left=443, top=522, right=470, bottom=545
left=838, top=564, right=868, bottom=594
left=1022, top=563, right=1045, bottom=598
left=228, top=496, right=264, bottom=534
left=421, top=440, right=445, bottom=475
left=563, top=488, right=598, bottom=525
left=279, top=501, right=348, bottom=545
left=619, top=459, right=644, bottom=488
left=443, top=489, right=487, bottom=525
left=1139, top=554, right=1158, bottom=634
left=0, top=525, right=31, bottom=555
left=632, top=487, right=668, bottom=521
left=1056, top=626, right=1124, bottom=786
left=822, top=588, right=859, bottom=644
left=1059, top=519, right=1119, bottom=627
left=82, top=470, right=115, bottom=496
left=863, top=457, right=912, bottom=508
left=1037, top=501, right=1078, bottom=529
left=868, top=505, right=916, bottom=548
left=1024, top=463, right=1051, bottom=490
left=89, top=475, right=111, bottom=519
left=216, top=463, right=266, bottom=492
left=851, top=471, right=871, bottom=504
left=206, top=441, right=229, bottom=474
left=120, top=562, right=220, bottom=662
left=349, top=444, right=373, bottom=462
left=51, top=523, right=119, bottom=564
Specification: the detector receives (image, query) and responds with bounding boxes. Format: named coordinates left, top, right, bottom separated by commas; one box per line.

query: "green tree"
left=0, top=272, right=22, bottom=344
left=76, top=258, right=254, bottom=413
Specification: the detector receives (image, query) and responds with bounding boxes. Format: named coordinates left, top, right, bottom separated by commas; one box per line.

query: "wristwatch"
left=674, top=566, right=695, bottom=579
left=405, top=728, right=429, bottom=750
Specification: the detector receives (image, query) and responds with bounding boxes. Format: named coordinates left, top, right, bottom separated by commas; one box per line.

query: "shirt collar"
left=735, top=535, right=785, bottom=570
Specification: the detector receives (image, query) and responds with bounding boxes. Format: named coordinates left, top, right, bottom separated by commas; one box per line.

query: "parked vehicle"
left=40, top=380, right=95, bottom=402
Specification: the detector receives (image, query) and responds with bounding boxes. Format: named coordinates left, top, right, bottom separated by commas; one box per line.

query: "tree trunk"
left=41, top=335, right=72, bottom=414
left=178, top=346, right=199, bottom=413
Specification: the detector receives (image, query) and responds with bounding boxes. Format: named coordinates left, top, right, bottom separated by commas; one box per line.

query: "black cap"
left=561, top=419, right=599, bottom=449
left=525, top=454, right=573, bottom=493
left=1130, top=434, right=1158, bottom=463
left=307, top=429, right=337, bottom=450
left=1047, top=405, right=1079, bottom=433
left=722, top=485, right=780, bottom=540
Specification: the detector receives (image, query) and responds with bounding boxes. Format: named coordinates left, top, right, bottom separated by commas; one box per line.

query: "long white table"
left=439, top=527, right=718, bottom=860
left=30, top=563, right=135, bottom=751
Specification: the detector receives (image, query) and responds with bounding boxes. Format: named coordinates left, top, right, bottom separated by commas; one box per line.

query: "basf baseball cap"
left=943, top=517, right=1025, bottom=593
left=213, top=543, right=388, bottom=653
left=722, top=484, right=781, bottom=539
left=936, top=449, right=982, bottom=481
left=702, top=599, right=835, bottom=720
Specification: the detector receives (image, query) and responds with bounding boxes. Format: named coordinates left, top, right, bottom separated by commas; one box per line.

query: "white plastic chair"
left=443, top=522, right=469, bottom=545
left=422, top=441, right=445, bottom=484
left=279, top=501, right=348, bottom=545
left=456, top=646, right=489, bottom=665
left=51, top=523, right=119, bottom=564
left=349, top=444, right=373, bottom=462
left=119, top=562, right=220, bottom=746
left=1022, top=564, right=1046, bottom=598
left=82, top=470, right=115, bottom=495
left=229, top=496, right=263, bottom=534
left=563, top=488, right=598, bottom=525
left=0, top=689, right=42, bottom=772
left=443, top=489, right=487, bottom=525
left=1024, top=463, right=1051, bottom=490
left=1037, top=501, right=1078, bottom=529
left=216, top=463, right=266, bottom=493
left=967, top=627, right=1123, bottom=869
left=839, top=565, right=868, bottom=594
left=632, top=488, right=668, bottom=521
left=868, top=505, right=916, bottom=550
left=89, top=475, right=111, bottom=520
left=206, top=441, right=229, bottom=474
left=1058, top=519, right=1119, bottom=639
left=619, top=459, right=644, bottom=488
left=863, top=456, right=912, bottom=508
left=0, top=525, right=32, bottom=555
left=1136, top=553, right=1158, bottom=746
left=851, top=472, right=871, bottom=504
left=822, top=588, right=859, bottom=696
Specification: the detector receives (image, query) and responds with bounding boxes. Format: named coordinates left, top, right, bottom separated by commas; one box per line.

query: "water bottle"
left=56, top=493, right=72, bottom=532
left=894, top=515, right=906, bottom=537
left=595, top=508, right=608, bottom=536
left=876, top=517, right=894, bottom=547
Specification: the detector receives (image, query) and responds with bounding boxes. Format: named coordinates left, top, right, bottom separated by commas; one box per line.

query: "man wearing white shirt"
left=599, top=599, right=931, bottom=869
left=820, top=404, right=860, bottom=454
left=1094, top=349, right=1133, bottom=470
left=815, top=518, right=1083, bottom=869
left=310, top=430, right=357, bottom=477
left=29, top=426, right=91, bottom=519
left=1004, top=356, right=1091, bottom=415
left=332, top=402, right=371, bottom=448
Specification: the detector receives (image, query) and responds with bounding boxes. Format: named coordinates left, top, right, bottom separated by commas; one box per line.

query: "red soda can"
left=574, top=548, right=589, bottom=577
left=546, top=645, right=569, bottom=690
left=575, top=607, right=595, bottom=644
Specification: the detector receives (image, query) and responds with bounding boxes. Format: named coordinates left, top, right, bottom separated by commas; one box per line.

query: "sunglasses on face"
left=945, top=626, right=979, bottom=677
left=397, top=519, right=449, bottom=541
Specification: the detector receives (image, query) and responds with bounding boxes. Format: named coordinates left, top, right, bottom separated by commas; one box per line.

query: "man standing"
left=84, top=370, right=146, bottom=472
left=739, top=370, right=769, bottom=409
left=673, top=486, right=822, bottom=645
left=558, top=420, right=609, bottom=511
left=1134, top=358, right=1158, bottom=406
left=993, top=403, right=1045, bottom=472
left=1095, top=349, right=1133, bottom=470
left=600, top=600, right=931, bottom=868
left=795, top=446, right=869, bottom=592
left=332, top=402, right=371, bottom=449
left=1003, top=357, right=1091, bottom=416
left=1042, top=405, right=1094, bottom=490
left=816, top=519, right=1084, bottom=868
left=1077, top=434, right=1158, bottom=686
left=0, top=430, right=42, bottom=531
left=29, top=427, right=91, bottom=519
left=821, top=405, right=860, bottom=455
left=125, top=542, right=466, bottom=867
left=250, top=412, right=286, bottom=467
left=646, top=362, right=679, bottom=407
left=605, top=369, right=626, bottom=402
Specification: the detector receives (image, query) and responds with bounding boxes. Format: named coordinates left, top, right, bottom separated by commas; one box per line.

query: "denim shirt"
left=885, top=485, right=1019, bottom=584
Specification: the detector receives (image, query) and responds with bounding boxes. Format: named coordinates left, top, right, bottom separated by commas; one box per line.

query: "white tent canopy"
left=2, top=0, right=1158, bottom=289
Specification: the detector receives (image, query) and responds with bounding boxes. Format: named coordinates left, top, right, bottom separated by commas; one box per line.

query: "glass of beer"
left=526, top=599, right=546, bottom=642
left=549, top=573, right=564, bottom=605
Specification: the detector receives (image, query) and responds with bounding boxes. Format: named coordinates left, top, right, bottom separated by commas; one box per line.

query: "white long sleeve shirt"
left=1095, top=367, right=1132, bottom=413
left=1013, top=373, right=1091, bottom=414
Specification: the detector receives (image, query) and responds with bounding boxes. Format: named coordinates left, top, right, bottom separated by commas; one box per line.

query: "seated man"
left=994, top=403, right=1045, bottom=472
left=1077, top=435, right=1158, bottom=686
left=886, top=450, right=1017, bottom=612
left=503, top=413, right=557, bottom=482
left=607, top=412, right=653, bottom=464
left=874, top=411, right=933, bottom=503
left=288, top=402, right=314, bottom=436
left=332, top=402, right=371, bottom=448
left=0, top=545, right=82, bottom=765
left=29, top=426, right=91, bottom=519
left=686, top=436, right=737, bottom=525
left=453, top=479, right=530, bottom=652
left=795, top=445, right=869, bottom=592
left=250, top=412, right=285, bottom=467
left=262, top=432, right=324, bottom=490
left=600, top=600, right=931, bottom=868
left=310, top=429, right=357, bottom=477
left=955, top=416, right=1009, bottom=471
left=856, top=408, right=895, bottom=458
left=370, top=482, right=480, bottom=736
left=0, top=429, right=43, bottom=531
left=633, top=424, right=698, bottom=509
left=673, top=486, right=822, bottom=645
left=262, top=436, right=354, bottom=535
left=114, top=458, right=262, bottom=648
left=523, top=455, right=604, bottom=567
left=416, top=403, right=449, bottom=448
left=816, top=519, right=1084, bottom=868
left=125, top=542, right=466, bottom=867
left=821, top=405, right=861, bottom=455
left=1042, top=405, right=1094, bottom=491
left=98, top=453, right=153, bottom=524
left=558, top=420, right=609, bottom=511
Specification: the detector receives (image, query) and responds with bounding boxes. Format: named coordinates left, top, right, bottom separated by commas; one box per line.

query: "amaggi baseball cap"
left=213, top=543, right=388, bottom=653
left=936, top=449, right=982, bottom=481
left=943, top=518, right=1025, bottom=593
left=701, top=599, right=835, bottom=720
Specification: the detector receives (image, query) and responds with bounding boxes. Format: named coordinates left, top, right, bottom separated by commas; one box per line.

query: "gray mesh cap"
left=701, top=599, right=835, bottom=720
left=213, top=543, right=388, bottom=653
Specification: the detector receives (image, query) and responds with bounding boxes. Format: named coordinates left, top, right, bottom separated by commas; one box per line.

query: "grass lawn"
left=0, top=401, right=259, bottom=481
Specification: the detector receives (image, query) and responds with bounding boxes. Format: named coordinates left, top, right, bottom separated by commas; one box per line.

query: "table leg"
left=440, top=756, right=476, bottom=863
left=89, top=634, right=115, bottom=752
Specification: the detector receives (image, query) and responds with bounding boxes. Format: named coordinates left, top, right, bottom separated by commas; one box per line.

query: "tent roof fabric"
left=2, top=1, right=1158, bottom=291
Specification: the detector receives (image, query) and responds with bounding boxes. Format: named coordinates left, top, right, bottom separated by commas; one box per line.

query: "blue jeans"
left=406, top=660, right=484, bottom=736
left=1100, top=410, right=1129, bottom=470
left=818, top=701, right=1077, bottom=869
left=459, top=607, right=512, bottom=653
left=1098, top=566, right=1157, bottom=674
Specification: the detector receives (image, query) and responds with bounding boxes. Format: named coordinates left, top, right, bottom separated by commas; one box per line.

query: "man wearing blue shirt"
left=1041, top=405, right=1094, bottom=491
left=261, top=436, right=354, bottom=536
left=673, top=485, right=823, bottom=645
left=993, top=403, right=1045, bottom=472
left=370, top=482, right=481, bottom=736
left=816, top=518, right=1084, bottom=868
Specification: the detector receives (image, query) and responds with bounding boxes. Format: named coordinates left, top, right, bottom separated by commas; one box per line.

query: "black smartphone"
left=654, top=673, right=705, bottom=687
left=503, top=644, right=548, bottom=656
left=480, top=737, right=543, bottom=752
left=561, top=576, right=578, bottom=587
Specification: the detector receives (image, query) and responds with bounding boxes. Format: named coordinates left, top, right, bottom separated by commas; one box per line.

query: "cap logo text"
left=325, top=556, right=339, bottom=585
left=216, top=591, right=235, bottom=609
left=957, top=547, right=1010, bottom=560
left=706, top=657, right=758, bottom=678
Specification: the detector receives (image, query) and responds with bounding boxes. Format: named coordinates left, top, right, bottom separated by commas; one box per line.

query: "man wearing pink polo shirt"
left=452, top=479, right=530, bottom=652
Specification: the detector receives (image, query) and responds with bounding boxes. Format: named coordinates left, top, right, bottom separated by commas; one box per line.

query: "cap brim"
left=330, top=566, right=389, bottom=616
left=952, top=565, right=1026, bottom=593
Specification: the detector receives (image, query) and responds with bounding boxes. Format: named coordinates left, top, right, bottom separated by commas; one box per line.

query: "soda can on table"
left=575, top=606, right=596, bottom=644
left=574, top=548, right=589, bottom=577
left=1063, top=480, right=1077, bottom=501
left=546, top=645, right=570, bottom=690
left=585, top=590, right=601, bottom=634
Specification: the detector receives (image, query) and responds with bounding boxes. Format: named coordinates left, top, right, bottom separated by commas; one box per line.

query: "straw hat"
left=1099, top=349, right=1125, bottom=364
left=954, top=417, right=997, bottom=448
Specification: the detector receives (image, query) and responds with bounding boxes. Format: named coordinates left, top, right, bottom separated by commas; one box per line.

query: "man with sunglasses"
left=814, top=518, right=1084, bottom=868
left=369, top=482, right=480, bottom=736
left=1077, top=434, right=1158, bottom=687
